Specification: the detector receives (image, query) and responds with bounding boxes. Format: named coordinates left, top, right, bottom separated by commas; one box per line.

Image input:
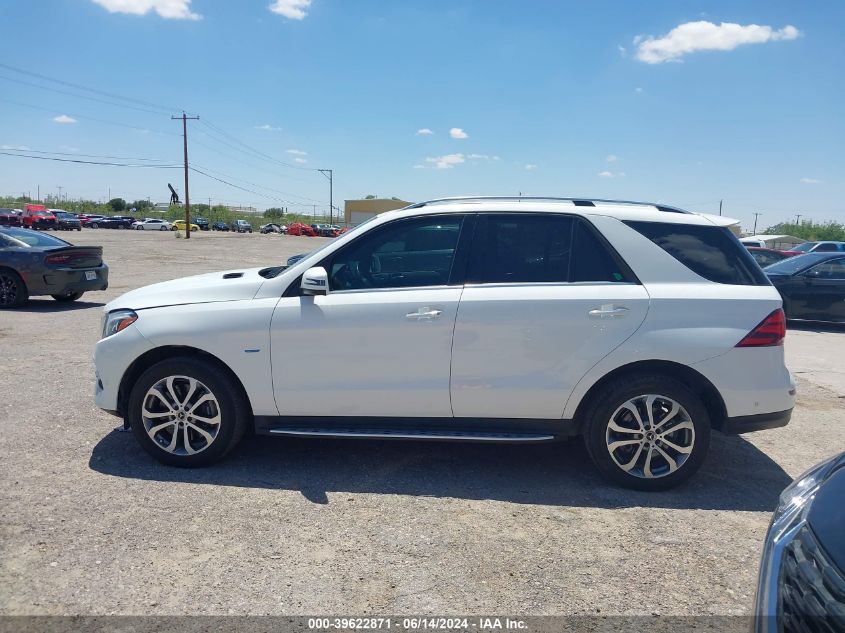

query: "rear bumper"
left=24, top=264, right=109, bottom=296
left=722, top=408, right=792, bottom=434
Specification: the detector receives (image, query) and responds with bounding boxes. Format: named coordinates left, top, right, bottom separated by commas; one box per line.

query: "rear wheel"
left=0, top=268, right=28, bottom=308
left=582, top=374, right=711, bottom=491
left=160, top=225, right=168, bottom=231
left=52, top=291, right=83, bottom=302
left=91, top=222, right=99, bottom=229
left=128, top=358, right=250, bottom=467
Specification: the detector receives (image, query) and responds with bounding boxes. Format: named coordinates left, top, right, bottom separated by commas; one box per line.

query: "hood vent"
left=222, top=272, right=244, bottom=279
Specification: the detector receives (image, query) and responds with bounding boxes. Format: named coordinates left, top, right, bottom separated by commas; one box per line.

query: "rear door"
left=450, top=213, right=649, bottom=419
left=791, top=257, right=845, bottom=321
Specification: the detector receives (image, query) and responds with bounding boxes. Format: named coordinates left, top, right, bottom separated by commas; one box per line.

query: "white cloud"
left=525, top=164, right=537, bottom=171
left=269, top=0, right=311, bottom=20
left=635, top=21, right=801, bottom=64
left=449, top=127, right=469, bottom=139
left=617, top=44, right=626, bottom=57
left=468, top=153, right=490, bottom=160
left=415, top=128, right=434, bottom=136
left=53, top=115, right=77, bottom=124
left=1, top=144, right=31, bottom=150
left=800, top=177, right=821, bottom=184
left=255, top=124, right=282, bottom=131
left=286, top=148, right=307, bottom=155
left=91, top=0, right=200, bottom=20
left=294, top=157, right=308, bottom=164
left=492, top=155, right=501, bottom=161
left=606, top=154, right=618, bottom=162
left=425, top=153, right=465, bottom=169
left=413, top=164, right=426, bottom=169
left=599, top=170, right=626, bottom=178
left=634, top=87, right=644, bottom=93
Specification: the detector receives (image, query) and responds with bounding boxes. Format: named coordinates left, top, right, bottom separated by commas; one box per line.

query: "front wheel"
left=91, top=222, right=99, bottom=229
left=160, top=225, right=168, bottom=231
left=582, top=374, right=710, bottom=491
left=128, top=358, right=250, bottom=467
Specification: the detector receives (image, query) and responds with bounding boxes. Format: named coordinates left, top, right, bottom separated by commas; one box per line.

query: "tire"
left=128, top=357, right=250, bottom=467
left=582, top=374, right=711, bottom=491
left=136, top=225, right=143, bottom=230
left=118, top=224, right=125, bottom=230
left=91, top=222, right=99, bottom=229
left=0, top=267, right=28, bottom=308
left=51, top=291, right=83, bottom=302
left=161, top=225, right=168, bottom=231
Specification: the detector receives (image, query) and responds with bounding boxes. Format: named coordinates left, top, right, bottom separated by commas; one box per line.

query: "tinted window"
left=814, top=242, right=839, bottom=252
left=328, top=216, right=463, bottom=291
left=468, top=214, right=574, bottom=283
left=791, top=242, right=815, bottom=252
left=467, top=214, right=633, bottom=284
left=625, top=221, right=769, bottom=286
left=750, top=250, right=787, bottom=268
left=764, top=253, right=831, bottom=275
left=1, top=229, right=69, bottom=247
left=807, top=258, right=845, bottom=279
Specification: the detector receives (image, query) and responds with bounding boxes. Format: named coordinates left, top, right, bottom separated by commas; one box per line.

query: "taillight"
left=45, top=254, right=72, bottom=264
left=736, top=309, right=786, bottom=347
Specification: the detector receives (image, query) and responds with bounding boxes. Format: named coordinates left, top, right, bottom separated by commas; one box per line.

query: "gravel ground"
left=0, top=229, right=842, bottom=616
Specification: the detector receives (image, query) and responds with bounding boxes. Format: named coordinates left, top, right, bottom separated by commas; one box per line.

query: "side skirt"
left=254, top=416, right=578, bottom=443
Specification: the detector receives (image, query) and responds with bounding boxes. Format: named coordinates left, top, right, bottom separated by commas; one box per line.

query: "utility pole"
left=753, top=212, right=762, bottom=235
left=318, top=169, right=333, bottom=224
left=37, top=185, right=40, bottom=201
left=719, top=199, right=723, bottom=216
left=796, top=213, right=802, bottom=225
left=172, top=112, right=200, bottom=238
left=57, top=185, right=63, bottom=201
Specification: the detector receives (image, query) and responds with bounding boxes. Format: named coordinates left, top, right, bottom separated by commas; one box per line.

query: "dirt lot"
left=1, top=229, right=843, bottom=616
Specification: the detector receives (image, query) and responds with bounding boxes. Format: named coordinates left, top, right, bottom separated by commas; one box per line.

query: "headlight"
left=754, top=452, right=844, bottom=632
left=102, top=309, right=138, bottom=339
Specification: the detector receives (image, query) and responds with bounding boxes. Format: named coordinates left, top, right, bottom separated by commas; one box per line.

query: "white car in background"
left=132, top=218, right=173, bottom=231
left=94, top=196, right=795, bottom=490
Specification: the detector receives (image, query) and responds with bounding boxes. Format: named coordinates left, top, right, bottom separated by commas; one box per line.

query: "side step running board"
left=267, top=428, right=555, bottom=442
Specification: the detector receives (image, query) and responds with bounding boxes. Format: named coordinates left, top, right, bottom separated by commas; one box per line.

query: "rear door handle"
left=406, top=307, right=443, bottom=321
left=588, top=305, right=629, bottom=319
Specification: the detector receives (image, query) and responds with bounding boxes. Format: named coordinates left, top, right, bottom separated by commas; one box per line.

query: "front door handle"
left=588, top=305, right=629, bottom=319
left=406, top=307, right=443, bottom=321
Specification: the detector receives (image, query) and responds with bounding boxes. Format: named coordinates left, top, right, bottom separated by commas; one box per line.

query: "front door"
left=270, top=214, right=468, bottom=418
left=450, top=213, right=649, bottom=419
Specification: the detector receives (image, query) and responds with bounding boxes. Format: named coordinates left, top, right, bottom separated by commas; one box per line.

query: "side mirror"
left=301, top=266, right=329, bottom=295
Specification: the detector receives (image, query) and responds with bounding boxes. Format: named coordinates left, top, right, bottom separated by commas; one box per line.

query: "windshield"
left=790, top=242, right=815, bottom=252
left=763, top=252, right=831, bottom=275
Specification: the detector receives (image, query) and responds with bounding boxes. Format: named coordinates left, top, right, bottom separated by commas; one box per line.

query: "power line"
left=0, top=151, right=180, bottom=168
left=191, top=162, right=324, bottom=204
left=0, top=74, right=168, bottom=116
left=0, top=62, right=180, bottom=115
left=199, top=119, right=315, bottom=171
left=0, top=96, right=180, bottom=137
left=190, top=166, right=317, bottom=207
left=190, top=137, right=320, bottom=186
left=1, top=147, right=175, bottom=162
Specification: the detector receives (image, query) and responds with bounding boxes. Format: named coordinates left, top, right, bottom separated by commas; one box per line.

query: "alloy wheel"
left=605, top=394, right=695, bottom=479
left=141, top=375, right=222, bottom=455
left=0, top=273, right=18, bottom=306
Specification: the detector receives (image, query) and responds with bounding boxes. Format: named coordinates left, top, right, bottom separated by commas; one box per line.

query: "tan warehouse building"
left=344, top=198, right=413, bottom=225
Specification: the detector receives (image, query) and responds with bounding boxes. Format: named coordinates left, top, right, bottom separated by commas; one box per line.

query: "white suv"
left=94, top=197, right=795, bottom=490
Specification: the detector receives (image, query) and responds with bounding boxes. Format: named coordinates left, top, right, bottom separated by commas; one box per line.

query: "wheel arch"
left=117, top=345, right=253, bottom=419
left=572, top=360, right=728, bottom=433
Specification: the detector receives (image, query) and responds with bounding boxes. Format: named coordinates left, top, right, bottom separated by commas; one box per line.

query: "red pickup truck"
left=21, top=204, right=58, bottom=230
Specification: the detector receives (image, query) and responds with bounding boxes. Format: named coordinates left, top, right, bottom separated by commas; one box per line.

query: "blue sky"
left=0, top=0, right=843, bottom=230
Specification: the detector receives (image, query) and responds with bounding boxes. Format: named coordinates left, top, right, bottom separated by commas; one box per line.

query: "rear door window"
left=467, top=214, right=635, bottom=284
left=624, top=221, right=769, bottom=286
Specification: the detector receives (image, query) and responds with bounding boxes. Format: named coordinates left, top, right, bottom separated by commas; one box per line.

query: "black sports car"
left=97, top=215, right=136, bottom=229
left=0, top=227, right=109, bottom=308
left=765, top=253, right=845, bottom=323
left=211, top=221, right=229, bottom=231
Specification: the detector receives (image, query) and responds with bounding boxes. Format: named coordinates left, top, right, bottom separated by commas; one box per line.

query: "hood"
left=105, top=267, right=268, bottom=312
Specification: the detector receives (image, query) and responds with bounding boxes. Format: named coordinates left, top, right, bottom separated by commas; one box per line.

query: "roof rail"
left=404, top=196, right=690, bottom=214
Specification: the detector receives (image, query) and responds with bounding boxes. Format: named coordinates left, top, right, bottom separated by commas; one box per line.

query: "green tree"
left=765, top=221, right=845, bottom=242
left=364, top=194, right=377, bottom=199
left=264, top=207, right=284, bottom=219
left=108, top=198, right=126, bottom=212
left=131, top=199, right=153, bottom=212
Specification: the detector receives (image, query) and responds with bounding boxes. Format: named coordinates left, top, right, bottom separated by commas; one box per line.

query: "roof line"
left=405, top=196, right=690, bottom=214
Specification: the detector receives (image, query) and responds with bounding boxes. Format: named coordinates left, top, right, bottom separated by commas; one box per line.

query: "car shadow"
left=787, top=320, right=845, bottom=333
left=16, top=299, right=105, bottom=312
left=89, top=430, right=791, bottom=512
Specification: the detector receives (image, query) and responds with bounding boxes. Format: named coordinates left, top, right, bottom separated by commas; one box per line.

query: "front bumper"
left=94, top=323, right=154, bottom=413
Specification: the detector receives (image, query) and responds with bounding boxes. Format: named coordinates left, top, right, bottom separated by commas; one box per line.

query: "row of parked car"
left=260, top=222, right=349, bottom=237
left=0, top=205, right=259, bottom=233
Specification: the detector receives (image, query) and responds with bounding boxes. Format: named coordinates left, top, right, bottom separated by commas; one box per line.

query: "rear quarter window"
left=625, top=221, right=769, bottom=286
